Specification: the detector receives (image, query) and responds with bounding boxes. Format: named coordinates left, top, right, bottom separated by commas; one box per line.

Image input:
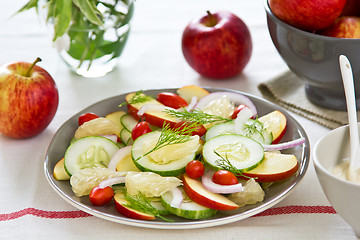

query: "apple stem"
left=206, top=11, right=217, bottom=27
left=25, top=57, right=42, bottom=77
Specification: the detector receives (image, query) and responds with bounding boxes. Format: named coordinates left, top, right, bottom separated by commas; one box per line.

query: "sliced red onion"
left=234, top=106, right=253, bottom=134
left=169, top=187, right=183, bottom=208
left=137, top=104, right=175, bottom=117
left=108, top=146, right=132, bottom=171
left=101, top=134, right=118, bottom=143
left=201, top=170, right=244, bottom=194
left=194, top=91, right=257, bottom=117
left=185, top=96, right=198, bottom=111
left=263, top=137, right=306, bottom=151
left=98, top=177, right=126, bottom=189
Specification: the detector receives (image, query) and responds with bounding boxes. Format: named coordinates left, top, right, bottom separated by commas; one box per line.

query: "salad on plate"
left=52, top=85, right=306, bottom=221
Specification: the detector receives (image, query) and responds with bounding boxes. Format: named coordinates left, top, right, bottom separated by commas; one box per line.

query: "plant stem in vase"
left=15, top=0, right=134, bottom=78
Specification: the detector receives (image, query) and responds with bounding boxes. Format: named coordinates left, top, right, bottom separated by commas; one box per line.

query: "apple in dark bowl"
left=265, top=0, right=360, bottom=110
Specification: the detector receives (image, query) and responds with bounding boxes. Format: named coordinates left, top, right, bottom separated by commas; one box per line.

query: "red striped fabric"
left=0, top=208, right=91, bottom=221
left=254, top=205, right=336, bottom=217
left=0, top=205, right=336, bottom=221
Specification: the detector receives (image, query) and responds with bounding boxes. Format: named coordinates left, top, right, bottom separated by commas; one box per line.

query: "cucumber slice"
left=203, top=134, right=264, bottom=172
left=205, top=121, right=235, bottom=141
left=261, top=128, right=273, bottom=145
left=116, top=142, right=126, bottom=148
left=244, top=119, right=273, bottom=144
left=205, top=120, right=264, bottom=143
left=237, top=124, right=265, bottom=144
left=131, top=132, right=196, bottom=176
left=150, top=201, right=169, bottom=215
left=205, top=120, right=273, bottom=144
left=120, top=128, right=133, bottom=146
left=121, top=114, right=138, bottom=132
left=161, top=187, right=217, bottom=219
left=64, top=136, right=120, bottom=176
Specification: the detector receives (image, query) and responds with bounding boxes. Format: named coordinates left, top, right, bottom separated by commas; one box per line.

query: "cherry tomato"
left=131, top=121, right=152, bottom=140
left=157, top=92, right=188, bottom=109
left=231, top=105, right=248, bottom=119
left=89, top=186, right=114, bottom=206
left=78, top=112, right=99, bottom=126
left=212, top=170, right=238, bottom=185
left=185, top=160, right=205, bottom=179
left=173, top=121, right=207, bottom=137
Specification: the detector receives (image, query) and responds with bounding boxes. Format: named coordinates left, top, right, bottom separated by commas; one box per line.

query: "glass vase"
left=58, top=0, right=134, bottom=78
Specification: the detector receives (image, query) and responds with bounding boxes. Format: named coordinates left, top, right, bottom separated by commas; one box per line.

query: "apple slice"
left=242, top=152, right=299, bottom=182
left=105, top=111, right=126, bottom=130
left=176, top=85, right=210, bottom=104
left=182, top=174, right=239, bottom=211
left=114, top=192, right=156, bottom=220
left=258, top=110, right=286, bottom=144
left=114, top=146, right=141, bottom=172
left=53, top=158, right=70, bottom=180
left=125, top=92, right=179, bottom=128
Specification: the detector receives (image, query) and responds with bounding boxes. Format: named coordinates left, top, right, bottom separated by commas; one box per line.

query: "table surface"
left=0, top=0, right=357, bottom=239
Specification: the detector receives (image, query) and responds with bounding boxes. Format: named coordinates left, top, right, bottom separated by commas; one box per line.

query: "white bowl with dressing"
left=313, top=123, right=360, bottom=237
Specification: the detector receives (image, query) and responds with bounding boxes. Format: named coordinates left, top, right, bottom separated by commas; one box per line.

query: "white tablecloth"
left=0, top=0, right=357, bottom=239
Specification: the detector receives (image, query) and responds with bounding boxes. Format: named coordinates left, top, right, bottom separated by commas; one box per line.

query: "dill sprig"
left=119, top=90, right=153, bottom=107
left=142, top=122, right=198, bottom=158
left=165, top=108, right=231, bottom=125
left=214, top=151, right=254, bottom=179
left=125, top=191, right=173, bottom=222
left=243, top=117, right=264, bottom=135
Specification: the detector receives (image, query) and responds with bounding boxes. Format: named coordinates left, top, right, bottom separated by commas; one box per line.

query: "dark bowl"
left=265, top=0, right=360, bottom=110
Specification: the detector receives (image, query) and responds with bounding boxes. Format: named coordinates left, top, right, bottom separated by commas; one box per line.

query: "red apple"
left=182, top=174, right=239, bottom=211
left=318, top=16, right=360, bottom=38
left=0, top=58, right=59, bottom=138
left=269, top=0, right=347, bottom=31
left=181, top=11, right=252, bottom=80
left=114, top=192, right=156, bottom=220
left=242, top=152, right=299, bottom=182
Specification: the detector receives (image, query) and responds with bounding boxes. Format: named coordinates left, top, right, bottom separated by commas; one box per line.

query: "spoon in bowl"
left=339, top=55, right=360, bottom=181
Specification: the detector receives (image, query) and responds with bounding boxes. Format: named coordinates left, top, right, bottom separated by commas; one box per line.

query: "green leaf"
left=46, top=0, right=56, bottom=23
left=15, top=0, right=39, bottom=14
left=122, top=1, right=134, bottom=26
left=53, top=0, right=72, bottom=41
left=99, top=30, right=130, bottom=59
left=72, top=0, right=103, bottom=26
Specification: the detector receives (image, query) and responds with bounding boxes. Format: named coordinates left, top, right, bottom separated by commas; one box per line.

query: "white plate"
left=44, top=87, right=310, bottom=229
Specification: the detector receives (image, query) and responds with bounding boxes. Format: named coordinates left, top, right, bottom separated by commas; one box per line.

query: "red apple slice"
left=182, top=174, right=239, bottom=211
left=114, top=192, right=156, bottom=220
left=125, top=92, right=179, bottom=128
left=258, top=110, right=286, bottom=144
left=242, top=152, right=299, bottom=182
